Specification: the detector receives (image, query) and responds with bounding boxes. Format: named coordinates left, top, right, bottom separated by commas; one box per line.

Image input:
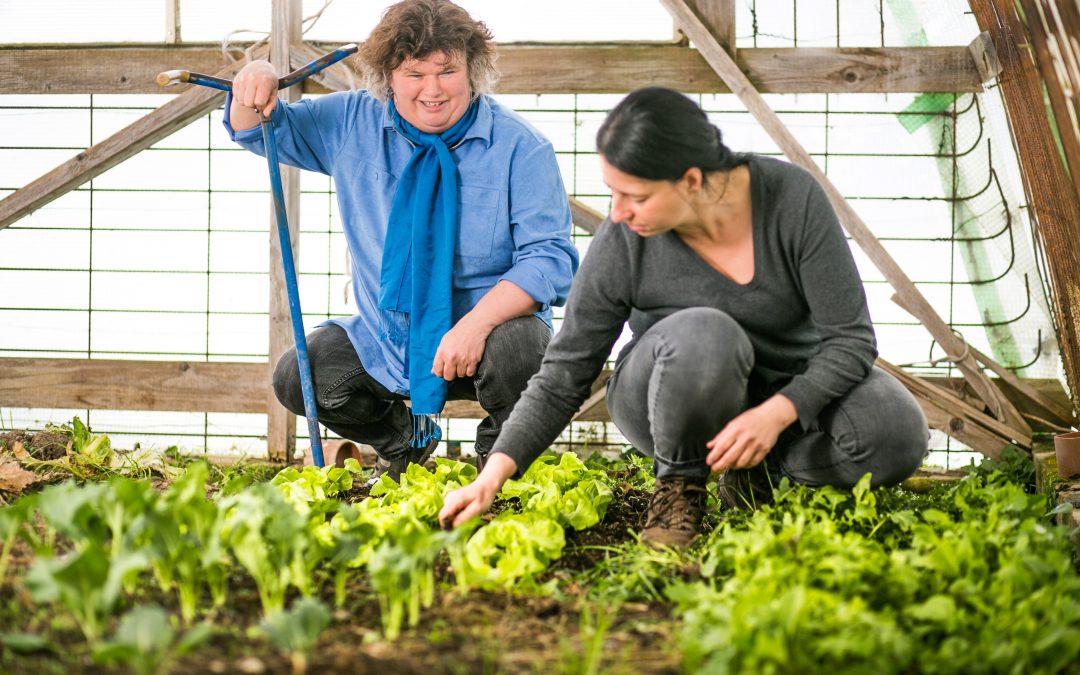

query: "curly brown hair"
left=361, top=0, right=498, bottom=102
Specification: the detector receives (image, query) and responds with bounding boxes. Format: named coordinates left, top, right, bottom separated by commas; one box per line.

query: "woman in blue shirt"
left=226, top=0, right=579, bottom=481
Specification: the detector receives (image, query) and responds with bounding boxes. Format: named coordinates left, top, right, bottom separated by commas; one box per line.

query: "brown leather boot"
left=715, top=464, right=774, bottom=510
left=639, top=476, right=709, bottom=548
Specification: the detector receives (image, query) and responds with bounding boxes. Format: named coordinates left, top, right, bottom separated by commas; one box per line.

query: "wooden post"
left=659, top=0, right=1032, bottom=443
left=165, top=0, right=181, bottom=44
left=970, top=0, right=1080, bottom=418
left=266, top=0, right=303, bottom=461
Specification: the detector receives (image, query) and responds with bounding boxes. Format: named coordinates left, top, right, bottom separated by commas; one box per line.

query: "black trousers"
left=272, top=317, right=550, bottom=461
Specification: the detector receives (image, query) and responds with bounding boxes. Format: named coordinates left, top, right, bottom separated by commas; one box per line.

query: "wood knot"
left=948, top=417, right=965, bottom=434
left=179, top=363, right=190, bottom=372
left=844, top=70, right=859, bottom=83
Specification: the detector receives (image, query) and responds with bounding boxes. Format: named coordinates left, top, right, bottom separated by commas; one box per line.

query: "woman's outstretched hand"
left=439, top=452, right=518, bottom=529
left=706, top=394, right=798, bottom=472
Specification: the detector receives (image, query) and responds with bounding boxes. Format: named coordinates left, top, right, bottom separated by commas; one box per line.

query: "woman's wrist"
left=477, top=451, right=517, bottom=491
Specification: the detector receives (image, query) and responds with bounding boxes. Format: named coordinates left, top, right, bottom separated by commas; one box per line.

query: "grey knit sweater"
left=491, top=155, right=878, bottom=473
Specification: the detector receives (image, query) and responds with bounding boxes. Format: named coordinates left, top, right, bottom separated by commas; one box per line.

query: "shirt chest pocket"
left=457, top=185, right=500, bottom=259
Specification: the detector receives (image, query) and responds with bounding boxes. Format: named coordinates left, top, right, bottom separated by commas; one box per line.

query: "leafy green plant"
left=219, top=483, right=312, bottom=617
left=144, top=462, right=229, bottom=624
left=22, top=478, right=157, bottom=643
left=92, top=604, right=213, bottom=674
left=257, top=597, right=331, bottom=674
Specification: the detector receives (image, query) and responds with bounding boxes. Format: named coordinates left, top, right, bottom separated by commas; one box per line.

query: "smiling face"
left=600, top=155, right=696, bottom=237
left=389, top=51, right=471, bottom=134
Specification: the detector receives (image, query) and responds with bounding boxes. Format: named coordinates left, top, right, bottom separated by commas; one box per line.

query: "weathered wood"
left=569, top=197, right=605, bottom=235
left=265, top=0, right=303, bottom=461
left=1017, top=0, right=1080, bottom=226
left=658, top=0, right=1029, bottom=438
left=165, top=0, right=181, bottom=44
left=970, top=0, right=1080, bottom=418
left=291, top=42, right=357, bottom=93
left=877, top=359, right=1019, bottom=458
left=0, top=45, right=267, bottom=231
left=922, top=375, right=1073, bottom=432
left=0, top=358, right=268, bottom=414
left=967, top=31, right=1001, bottom=83
left=0, top=44, right=983, bottom=95
left=685, top=0, right=736, bottom=57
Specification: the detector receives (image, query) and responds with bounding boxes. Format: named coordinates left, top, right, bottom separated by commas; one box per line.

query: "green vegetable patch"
left=0, top=426, right=1077, bottom=674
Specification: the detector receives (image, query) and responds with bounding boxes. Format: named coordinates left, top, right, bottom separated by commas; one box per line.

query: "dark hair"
left=361, top=0, right=498, bottom=102
left=596, top=87, right=746, bottom=184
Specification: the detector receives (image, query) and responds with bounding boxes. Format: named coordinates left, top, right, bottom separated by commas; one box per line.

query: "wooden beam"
left=685, top=0, right=736, bottom=57
left=0, top=44, right=983, bottom=95
left=0, top=358, right=268, bottom=414
left=569, top=197, right=605, bottom=235
left=291, top=42, right=356, bottom=93
left=0, top=45, right=267, bottom=231
left=265, top=0, right=302, bottom=461
left=659, top=0, right=1030, bottom=441
left=877, top=359, right=1019, bottom=458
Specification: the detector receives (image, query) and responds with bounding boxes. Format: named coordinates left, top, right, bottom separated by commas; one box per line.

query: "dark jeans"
left=606, top=308, right=928, bottom=486
left=273, top=317, right=550, bottom=461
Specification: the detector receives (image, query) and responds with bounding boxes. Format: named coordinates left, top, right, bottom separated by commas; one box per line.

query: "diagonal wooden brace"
left=658, top=0, right=1031, bottom=442
left=0, top=46, right=268, bottom=231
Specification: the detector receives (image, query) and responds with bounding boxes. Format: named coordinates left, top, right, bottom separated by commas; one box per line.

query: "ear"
left=679, top=167, right=704, bottom=194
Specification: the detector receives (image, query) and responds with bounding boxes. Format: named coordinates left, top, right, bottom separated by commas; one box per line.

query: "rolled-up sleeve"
left=499, top=142, right=579, bottom=310
left=222, top=91, right=357, bottom=175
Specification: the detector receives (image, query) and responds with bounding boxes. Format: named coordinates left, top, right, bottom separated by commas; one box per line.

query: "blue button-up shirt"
left=225, top=91, right=578, bottom=396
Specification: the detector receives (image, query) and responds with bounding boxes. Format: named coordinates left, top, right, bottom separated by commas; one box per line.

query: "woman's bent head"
left=597, top=87, right=742, bottom=184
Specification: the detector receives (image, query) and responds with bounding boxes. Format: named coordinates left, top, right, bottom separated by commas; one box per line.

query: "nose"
left=422, top=74, right=443, bottom=97
left=609, top=195, right=631, bottom=224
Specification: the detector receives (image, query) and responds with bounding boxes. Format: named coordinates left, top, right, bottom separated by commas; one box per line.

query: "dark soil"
left=0, top=455, right=683, bottom=674
left=0, top=430, right=69, bottom=461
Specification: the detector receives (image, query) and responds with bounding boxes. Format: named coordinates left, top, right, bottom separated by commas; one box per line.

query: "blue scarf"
left=380, top=99, right=479, bottom=446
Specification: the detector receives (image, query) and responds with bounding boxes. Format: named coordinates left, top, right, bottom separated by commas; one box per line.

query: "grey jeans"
left=273, top=317, right=550, bottom=461
left=606, top=308, right=928, bottom=486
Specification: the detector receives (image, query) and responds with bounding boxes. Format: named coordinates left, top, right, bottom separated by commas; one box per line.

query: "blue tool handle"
left=261, top=118, right=325, bottom=468
left=278, top=43, right=358, bottom=89
left=156, top=43, right=358, bottom=94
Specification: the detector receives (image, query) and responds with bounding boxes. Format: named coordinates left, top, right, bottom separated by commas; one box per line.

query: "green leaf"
left=258, top=597, right=331, bottom=656
left=0, top=632, right=52, bottom=653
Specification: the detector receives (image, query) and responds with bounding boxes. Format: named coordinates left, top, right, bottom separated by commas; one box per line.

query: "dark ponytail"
left=596, top=87, right=746, bottom=184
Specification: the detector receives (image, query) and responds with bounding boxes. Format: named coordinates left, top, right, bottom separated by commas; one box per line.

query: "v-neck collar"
left=669, top=157, right=761, bottom=289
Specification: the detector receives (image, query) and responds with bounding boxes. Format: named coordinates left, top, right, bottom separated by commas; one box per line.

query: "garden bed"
left=1, top=421, right=1078, bottom=674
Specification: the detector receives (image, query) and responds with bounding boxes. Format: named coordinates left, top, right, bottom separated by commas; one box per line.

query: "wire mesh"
left=0, top=0, right=1059, bottom=468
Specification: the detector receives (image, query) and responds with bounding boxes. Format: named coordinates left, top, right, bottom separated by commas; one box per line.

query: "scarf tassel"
left=411, top=413, right=441, bottom=449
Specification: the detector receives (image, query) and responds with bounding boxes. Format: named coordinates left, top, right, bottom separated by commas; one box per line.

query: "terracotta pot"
left=304, top=439, right=363, bottom=468
left=1054, top=431, right=1080, bottom=478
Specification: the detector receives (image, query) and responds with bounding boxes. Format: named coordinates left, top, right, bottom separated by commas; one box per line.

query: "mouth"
left=420, top=101, right=446, bottom=110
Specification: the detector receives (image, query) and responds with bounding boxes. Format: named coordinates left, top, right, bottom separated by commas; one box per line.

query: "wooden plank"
left=0, top=358, right=268, bottom=413
left=686, top=0, right=736, bottom=57
left=967, top=31, right=1001, bottom=83
left=876, top=359, right=1018, bottom=458
left=0, top=45, right=267, bottom=231
left=165, top=0, right=181, bottom=44
left=265, top=0, right=302, bottom=461
left=970, top=0, right=1080, bottom=420
left=658, top=0, right=1030, bottom=438
left=569, top=197, right=605, bottom=235
left=0, top=44, right=983, bottom=95
left=291, top=42, right=356, bottom=93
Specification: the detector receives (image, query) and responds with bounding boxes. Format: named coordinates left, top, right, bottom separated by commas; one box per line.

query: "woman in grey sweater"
left=440, top=87, right=927, bottom=547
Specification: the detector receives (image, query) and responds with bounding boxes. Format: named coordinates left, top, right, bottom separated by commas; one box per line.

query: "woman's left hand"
left=706, top=395, right=798, bottom=472
left=432, top=317, right=491, bottom=381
